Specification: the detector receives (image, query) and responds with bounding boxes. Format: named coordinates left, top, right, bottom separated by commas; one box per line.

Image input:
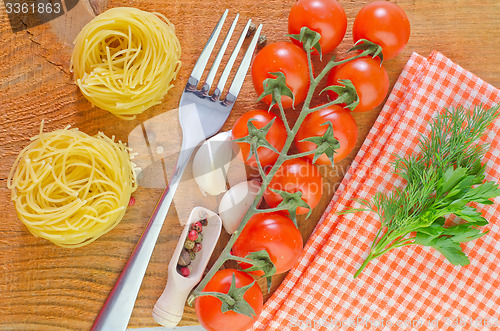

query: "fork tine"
left=190, top=9, right=228, bottom=83
left=213, top=19, right=253, bottom=99
left=227, top=23, right=263, bottom=99
left=201, top=14, right=240, bottom=94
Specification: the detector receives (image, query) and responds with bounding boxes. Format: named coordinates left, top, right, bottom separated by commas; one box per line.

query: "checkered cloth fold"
left=251, top=52, right=500, bottom=330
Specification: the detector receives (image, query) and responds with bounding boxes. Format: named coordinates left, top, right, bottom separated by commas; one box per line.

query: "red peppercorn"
left=188, top=230, right=198, bottom=241
left=192, top=221, right=203, bottom=233
left=179, top=266, right=190, bottom=277
left=193, top=243, right=202, bottom=252
left=128, top=196, right=136, bottom=206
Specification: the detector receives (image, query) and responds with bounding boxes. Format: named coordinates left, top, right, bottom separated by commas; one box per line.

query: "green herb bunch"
left=349, top=105, right=500, bottom=278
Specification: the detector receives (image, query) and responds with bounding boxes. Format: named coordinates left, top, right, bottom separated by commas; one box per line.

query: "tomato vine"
left=187, top=29, right=383, bottom=317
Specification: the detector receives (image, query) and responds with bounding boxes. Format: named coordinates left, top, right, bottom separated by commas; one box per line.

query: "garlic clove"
left=192, top=131, right=234, bottom=196
left=218, top=180, right=261, bottom=234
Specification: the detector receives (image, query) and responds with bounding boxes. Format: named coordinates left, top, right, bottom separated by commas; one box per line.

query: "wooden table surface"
left=1, top=0, right=500, bottom=329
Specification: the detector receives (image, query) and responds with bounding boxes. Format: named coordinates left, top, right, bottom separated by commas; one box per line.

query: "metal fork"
left=91, top=10, right=262, bottom=330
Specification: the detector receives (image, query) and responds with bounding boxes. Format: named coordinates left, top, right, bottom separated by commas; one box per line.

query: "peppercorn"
left=184, top=239, right=195, bottom=250
left=179, top=266, right=190, bottom=277
left=192, top=221, right=203, bottom=233
left=188, top=230, right=198, bottom=241
left=193, top=243, right=202, bottom=252
left=178, top=249, right=191, bottom=267
left=195, top=233, right=203, bottom=243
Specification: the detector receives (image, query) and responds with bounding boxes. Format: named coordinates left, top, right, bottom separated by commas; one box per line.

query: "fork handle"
left=91, top=146, right=194, bottom=331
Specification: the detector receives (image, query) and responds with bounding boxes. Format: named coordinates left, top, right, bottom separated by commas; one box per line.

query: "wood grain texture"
left=1, top=0, right=500, bottom=329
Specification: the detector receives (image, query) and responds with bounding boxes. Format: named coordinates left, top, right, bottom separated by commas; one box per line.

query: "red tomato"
left=195, top=269, right=263, bottom=331
left=264, top=158, right=323, bottom=215
left=288, top=0, right=347, bottom=54
left=231, top=109, right=287, bottom=168
left=295, top=105, right=358, bottom=165
left=251, top=42, right=310, bottom=109
left=327, top=56, right=389, bottom=112
left=353, top=1, right=410, bottom=60
left=232, top=212, right=303, bottom=275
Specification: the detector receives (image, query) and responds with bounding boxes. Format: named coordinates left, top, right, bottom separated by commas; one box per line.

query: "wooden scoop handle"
left=152, top=275, right=192, bottom=328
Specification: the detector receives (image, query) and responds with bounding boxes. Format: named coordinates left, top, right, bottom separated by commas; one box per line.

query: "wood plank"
left=1, top=0, right=500, bottom=329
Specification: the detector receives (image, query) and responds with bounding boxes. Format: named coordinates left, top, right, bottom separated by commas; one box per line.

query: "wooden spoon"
left=152, top=207, right=222, bottom=327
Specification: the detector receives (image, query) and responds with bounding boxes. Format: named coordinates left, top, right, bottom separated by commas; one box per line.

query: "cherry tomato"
left=327, top=56, right=389, bottom=112
left=353, top=1, right=410, bottom=60
left=195, top=269, right=263, bottom=331
left=264, top=158, right=323, bottom=215
left=232, top=212, right=303, bottom=275
left=251, top=42, right=310, bottom=109
left=288, top=0, right=347, bottom=55
left=295, top=105, right=358, bottom=165
left=232, top=109, right=287, bottom=168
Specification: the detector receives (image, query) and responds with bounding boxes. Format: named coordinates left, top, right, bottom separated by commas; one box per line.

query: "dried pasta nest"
left=7, top=124, right=137, bottom=247
left=71, top=7, right=182, bottom=119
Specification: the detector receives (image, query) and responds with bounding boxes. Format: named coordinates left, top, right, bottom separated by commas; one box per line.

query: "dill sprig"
left=348, top=105, right=500, bottom=278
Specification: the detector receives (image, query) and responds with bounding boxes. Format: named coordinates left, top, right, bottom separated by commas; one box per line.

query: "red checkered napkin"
left=251, top=52, right=500, bottom=330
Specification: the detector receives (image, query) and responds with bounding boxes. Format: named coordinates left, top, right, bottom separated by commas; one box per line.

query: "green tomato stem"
left=228, top=253, right=255, bottom=264
left=196, top=291, right=236, bottom=306
left=275, top=87, right=292, bottom=133
left=253, top=206, right=286, bottom=214
left=305, top=39, right=315, bottom=84
left=330, top=50, right=372, bottom=68
left=309, top=93, right=352, bottom=113
left=286, top=149, right=320, bottom=160
left=251, top=144, right=267, bottom=180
